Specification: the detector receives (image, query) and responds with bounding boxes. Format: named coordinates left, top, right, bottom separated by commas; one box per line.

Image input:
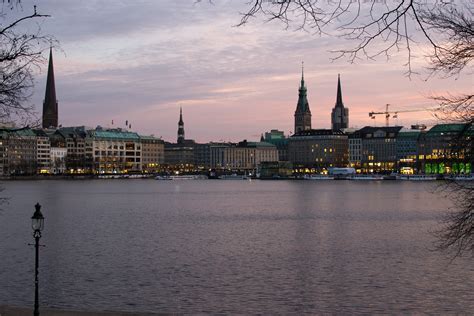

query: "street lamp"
left=31, top=203, right=44, bottom=316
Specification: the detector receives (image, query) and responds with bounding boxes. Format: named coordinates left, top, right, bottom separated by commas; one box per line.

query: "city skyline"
left=14, top=0, right=472, bottom=142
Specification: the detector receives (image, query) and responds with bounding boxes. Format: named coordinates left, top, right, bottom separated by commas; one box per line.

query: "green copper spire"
left=294, top=62, right=312, bottom=133
left=300, top=61, right=305, bottom=89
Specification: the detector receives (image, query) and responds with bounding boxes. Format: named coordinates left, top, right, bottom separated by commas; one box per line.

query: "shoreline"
left=0, top=305, right=160, bottom=316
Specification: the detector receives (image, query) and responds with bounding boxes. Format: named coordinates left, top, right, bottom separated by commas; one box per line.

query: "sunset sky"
left=14, top=0, right=473, bottom=142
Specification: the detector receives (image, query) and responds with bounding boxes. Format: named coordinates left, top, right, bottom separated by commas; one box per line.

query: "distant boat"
left=350, top=175, right=383, bottom=180
left=451, top=174, right=474, bottom=181
left=170, top=175, right=198, bottom=180
left=304, top=174, right=334, bottom=180
left=398, top=175, right=436, bottom=181
left=218, top=174, right=249, bottom=180
left=155, top=175, right=172, bottom=180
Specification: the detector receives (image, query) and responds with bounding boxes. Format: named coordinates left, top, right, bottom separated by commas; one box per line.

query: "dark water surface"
left=0, top=180, right=472, bottom=314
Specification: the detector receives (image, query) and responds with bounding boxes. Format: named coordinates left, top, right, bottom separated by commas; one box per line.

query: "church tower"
left=331, top=74, right=349, bottom=131
left=294, top=62, right=312, bottom=134
left=42, top=48, right=58, bottom=129
left=177, top=107, right=185, bottom=144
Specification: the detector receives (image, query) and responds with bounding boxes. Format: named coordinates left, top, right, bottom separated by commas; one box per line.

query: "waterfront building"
left=33, top=129, right=51, bottom=174
left=357, top=126, right=403, bottom=173
left=164, top=109, right=197, bottom=171
left=263, top=129, right=289, bottom=161
left=52, top=127, right=89, bottom=173
left=259, top=161, right=293, bottom=179
left=50, top=147, right=67, bottom=174
left=288, top=129, right=348, bottom=173
left=396, top=129, right=422, bottom=174
left=331, top=74, right=349, bottom=131
left=210, top=143, right=232, bottom=170
left=346, top=128, right=362, bottom=171
left=223, top=140, right=278, bottom=171
left=1, top=127, right=37, bottom=175
left=42, top=48, right=59, bottom=129
left=140, top=135, right=165, bottom=173
left=418, top=123, right=473, bottom=174
left=294, top=64, right=312, bottom=133
left=164, top=140, right=195, bottom=170
left=88, top=127, right=142, bottom=174
left=194, top=143, right=211, bottom=170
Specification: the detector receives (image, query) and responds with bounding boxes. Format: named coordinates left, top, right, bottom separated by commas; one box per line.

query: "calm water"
left=0, top=180, right=472, bottom=314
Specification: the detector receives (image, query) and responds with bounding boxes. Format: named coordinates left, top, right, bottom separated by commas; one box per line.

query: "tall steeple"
left=177, top=107, right=185, bottom=144
left=294, top=61, right=312, bottom=134
left=42, top=47, right=58, bottom=129
left=331, top=74, right=349, bottom=131
left=336, top=74, right=343, bottom=108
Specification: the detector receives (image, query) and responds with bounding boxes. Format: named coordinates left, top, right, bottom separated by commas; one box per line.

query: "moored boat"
left=218, top=174, right=249, bottom=180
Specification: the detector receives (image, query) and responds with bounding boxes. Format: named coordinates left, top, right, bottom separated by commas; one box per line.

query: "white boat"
left=350, top=175, right=383, bottom=180
left=218, top=174, right=249, bottom=180
left=398, top=175, right=437, bottom=181
left=155, top=175, right=172, bottom=180
left=446, top=174, right=474, bottom=181
left=304, top=174, right=334, bottom=180
left=170, top=175, right=198, bottom=180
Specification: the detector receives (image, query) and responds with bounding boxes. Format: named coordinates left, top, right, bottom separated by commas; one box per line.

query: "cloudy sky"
left=13, top=0, right=473, bottom=142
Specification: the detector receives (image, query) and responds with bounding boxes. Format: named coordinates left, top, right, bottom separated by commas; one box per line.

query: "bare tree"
left=240, top=0, right=473, bottom=257
left=239, top=1, right=472, bottom=76
left=1, top=2, right=54, bottom=125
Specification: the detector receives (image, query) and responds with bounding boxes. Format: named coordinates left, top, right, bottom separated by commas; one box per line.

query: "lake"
left=0, top=180, right=472, bottom=314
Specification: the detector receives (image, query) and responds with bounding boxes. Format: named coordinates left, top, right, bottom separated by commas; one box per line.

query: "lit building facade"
left=1, top=128, right=37, bottom=175
left=418, top=123, right=472, bottom=174
left=50, top=147, right=67, bottom=174
left=396, top=129, right=422, bottom=174
left=357, top=126, right=403, bottom=173
left=289, top=129, right=348, bottom=173
left=141, top=135, right=165, bottom=173
left=223, top=141, right=278, bottom=171
left=33, top=129, right=51, bottom=174
left=88, top=128, right=142, bottom=174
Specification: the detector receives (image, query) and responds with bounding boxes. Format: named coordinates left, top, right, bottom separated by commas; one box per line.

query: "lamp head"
left=31, top=203, right=44, bottom=232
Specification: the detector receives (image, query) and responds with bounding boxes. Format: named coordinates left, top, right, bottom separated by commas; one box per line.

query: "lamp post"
left=31, top=203, right=44, bottom=316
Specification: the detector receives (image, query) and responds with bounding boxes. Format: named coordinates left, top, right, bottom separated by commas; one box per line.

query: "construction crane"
left=368, top=104, right=437, bottom=127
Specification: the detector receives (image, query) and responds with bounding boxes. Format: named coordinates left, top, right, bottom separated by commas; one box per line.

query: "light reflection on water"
left=0, top=180, right=472, bottom=314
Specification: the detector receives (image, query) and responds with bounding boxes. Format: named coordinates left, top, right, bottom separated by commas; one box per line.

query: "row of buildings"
left=1, top=121, right=471, bottom=176
left=4, top=51, right=468, bottom=176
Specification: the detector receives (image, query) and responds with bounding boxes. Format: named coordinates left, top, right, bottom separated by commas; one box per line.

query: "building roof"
left=353, top=126, right=403, bottom=138
left=0, top=127, right=36, bottom=137
left=90, top=128, right=140, bottom=140
left=397, top=129, right=421, bottom=139
left=292, top=129, right=346, bottom=137
left=426, top=123, right=470, bottom=136
left=236, top=140, right=276, bottom=148
left=56, top=126, right=88, bottom=139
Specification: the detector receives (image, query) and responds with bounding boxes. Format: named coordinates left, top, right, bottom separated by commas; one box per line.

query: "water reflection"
left=0, top=180, right=472, bottom=313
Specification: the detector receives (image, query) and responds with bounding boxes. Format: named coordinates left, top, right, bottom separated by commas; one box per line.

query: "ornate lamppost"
left=31, top=203, right=44, bottom=316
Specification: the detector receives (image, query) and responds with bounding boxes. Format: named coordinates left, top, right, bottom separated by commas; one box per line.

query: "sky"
left=8, top=0, right=473, bottom=142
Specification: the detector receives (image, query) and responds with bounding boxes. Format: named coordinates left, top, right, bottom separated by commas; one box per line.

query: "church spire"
left=294, top=62, right=312, bottom=134
left=42, top=47, right=58, bottom=129
left=331, top=74, right=349, bottom=131
left=335, top=73, right=343, bottom=108
left=177, top=107, right=185, bottom=144
left=300, top=61, right=305, bottom=88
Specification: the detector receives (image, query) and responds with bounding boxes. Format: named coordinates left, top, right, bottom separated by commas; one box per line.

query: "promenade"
left=0, top=306, right=160, bottom=316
